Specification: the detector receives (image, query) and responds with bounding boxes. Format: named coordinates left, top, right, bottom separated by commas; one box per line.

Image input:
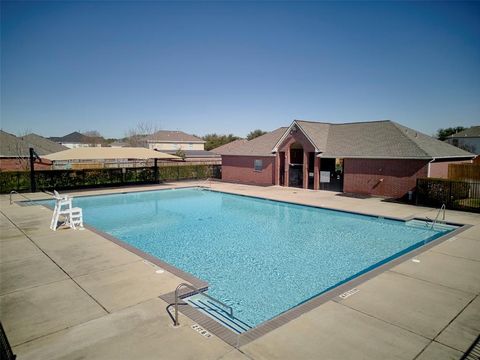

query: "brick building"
left=216, top=120, right=476, bottom=198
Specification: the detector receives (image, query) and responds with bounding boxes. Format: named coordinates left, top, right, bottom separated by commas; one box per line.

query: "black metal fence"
left=0, top=322, right=16, bottom=360
left=0, top=164, right=221, bottom=193
left=416, top=178, right=480, bottom=213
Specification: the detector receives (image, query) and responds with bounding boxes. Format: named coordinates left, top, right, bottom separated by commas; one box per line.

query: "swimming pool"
left=42, top=188, right=457, bottom=331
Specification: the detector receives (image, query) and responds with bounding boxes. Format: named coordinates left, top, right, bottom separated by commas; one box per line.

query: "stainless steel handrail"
left=199, top=178, right=212, bottom=189
left=173, top=282, right=233, bottom=326
left=430, top=204, right=446, bottom=229
left=9, top=191, right=33, bottom=205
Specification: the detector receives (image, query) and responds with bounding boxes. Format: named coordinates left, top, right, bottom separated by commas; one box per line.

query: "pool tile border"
left=85, top=224, right=209, bottom=291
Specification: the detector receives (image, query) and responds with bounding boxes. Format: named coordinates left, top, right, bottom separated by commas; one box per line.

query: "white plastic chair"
left=50, top=191, right=84, bottom=231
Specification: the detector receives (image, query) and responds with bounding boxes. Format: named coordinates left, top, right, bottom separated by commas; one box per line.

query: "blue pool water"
left=41, top=188, right=456, bottom=328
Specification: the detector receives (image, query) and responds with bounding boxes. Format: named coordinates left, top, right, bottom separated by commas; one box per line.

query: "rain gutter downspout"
left=427, top=158, right=436, bottom=177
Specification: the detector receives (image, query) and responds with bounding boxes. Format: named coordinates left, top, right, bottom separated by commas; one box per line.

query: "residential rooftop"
left=0, top=130, right=67, bottom=157
left=145, top=130, right=205, bottom=143
left=211, top=139, right=249, bottom=155
left=447, top=126, right=480, bottom=138
left=220, top=120, right=474, bottom=159
left=21, top=133, right=68, bottom=154
left=216, top=127, right=287, bottom=157
left=49, top=131, right=105, bottom=145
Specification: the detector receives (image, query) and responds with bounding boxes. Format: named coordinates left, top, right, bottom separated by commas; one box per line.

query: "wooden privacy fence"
left=448, top=163, right=480, bottom=181
left=416, top=178, right=480, bottom=213
left=0, top=164, right=221, bottom=193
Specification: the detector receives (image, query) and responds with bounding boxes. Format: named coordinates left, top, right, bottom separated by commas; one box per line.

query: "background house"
left=0, top=131, right=67, bottom=171
left=145, top=130, right=220, bottom=163
left=49, top=131, right=105, bottom=148
left=217, top=120, right=475, bottom=198
left=145, top=130, right=205, bottom=151
left=445, top=126, right=480, bottom=155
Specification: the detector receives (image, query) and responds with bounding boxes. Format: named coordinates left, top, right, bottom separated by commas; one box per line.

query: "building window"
left=189, top=143, right=193, bottom=149
left=254, top=159, right=263, bottom=171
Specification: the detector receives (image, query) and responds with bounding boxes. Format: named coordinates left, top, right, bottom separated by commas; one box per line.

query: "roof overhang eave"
left=146, top=140, right=206, bottom=144
left=316, top=154, right=476, bottom=160
left=221, top=153, right=276, bottom=157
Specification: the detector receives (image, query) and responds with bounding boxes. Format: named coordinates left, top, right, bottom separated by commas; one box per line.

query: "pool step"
left=184, top=293, right=252, bottom=334
left=405, top=219, right=456, bottom=232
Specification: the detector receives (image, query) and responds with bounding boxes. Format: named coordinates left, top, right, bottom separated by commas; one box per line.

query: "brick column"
left=314, top=156, right=320, bottom=190
left=285, top=148, right=290, bottom=187
left=303, top=151, right=308, bottom=189
left=274, top=152, right=280, bottom=185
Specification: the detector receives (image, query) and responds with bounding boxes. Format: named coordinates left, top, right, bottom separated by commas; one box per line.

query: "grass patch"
left=454, top=198, right=480, bottom=208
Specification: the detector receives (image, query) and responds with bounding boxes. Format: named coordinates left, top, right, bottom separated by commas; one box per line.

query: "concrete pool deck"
left=0, top=181, right=478, bottom=359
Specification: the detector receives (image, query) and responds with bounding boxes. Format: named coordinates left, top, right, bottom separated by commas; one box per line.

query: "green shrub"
left=0, top=165, right=220, bottom=193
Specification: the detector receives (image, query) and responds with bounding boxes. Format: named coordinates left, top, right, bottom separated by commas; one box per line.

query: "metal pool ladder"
left=198, top=177, right=213, bottom=190
left=173, top=283, right=233, bottom=327
left=9, top=191, right=33, bottom=205
left=429, top=204, right=446, bottom=229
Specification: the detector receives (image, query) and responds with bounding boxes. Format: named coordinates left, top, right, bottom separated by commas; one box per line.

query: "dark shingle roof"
left=1, top=131, right=68, bottom=157
left=219, top=128, right=288, bottom=157
left=320, top=120, right=473, bottom=158
left=222, top=121, right=474, bottom=159
left=49, top=131, right=90, bottom=143
left=0, top=130, right=30, bottom=157
left=295, top=121, right=330, bottom=151
left=145, top=130, right=205, bottom=143
left=447, top=126, right=480, bottom=138
left=211, top=139, right=249, bottom=155
left=49, top=131, right=104, bottom=145
left=22, top=133, right=68, bottom=154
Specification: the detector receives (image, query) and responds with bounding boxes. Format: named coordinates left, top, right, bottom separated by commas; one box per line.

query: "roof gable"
left=272, top=121, right=323, bottom=152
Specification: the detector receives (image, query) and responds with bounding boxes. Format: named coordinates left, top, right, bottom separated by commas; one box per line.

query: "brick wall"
left=429, top=159, right=472, bottom=179
left=343, top=158, right=429, bottom=198
left=221, top=155, right=275, bottom=185
left=0, top=158, right=52, bottom=171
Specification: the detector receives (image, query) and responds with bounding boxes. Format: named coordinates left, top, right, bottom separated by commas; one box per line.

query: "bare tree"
left=82, top=130, right=104, bottom=147
left=15, top=129, right=32, bottom=170
left=125, top=122, right=160, bottom=147
left=83, top=130, right=102, bottom=137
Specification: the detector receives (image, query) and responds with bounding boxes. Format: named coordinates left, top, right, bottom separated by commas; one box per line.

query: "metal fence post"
left=154, top=159, right=158, bottom=183
left=449, top=181, right=453, bottom=207
left=29, top=148, right=36, bottom=192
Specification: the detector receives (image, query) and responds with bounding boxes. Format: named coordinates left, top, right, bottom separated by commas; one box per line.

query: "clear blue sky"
left=1, top=1, right=479, bottom=138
